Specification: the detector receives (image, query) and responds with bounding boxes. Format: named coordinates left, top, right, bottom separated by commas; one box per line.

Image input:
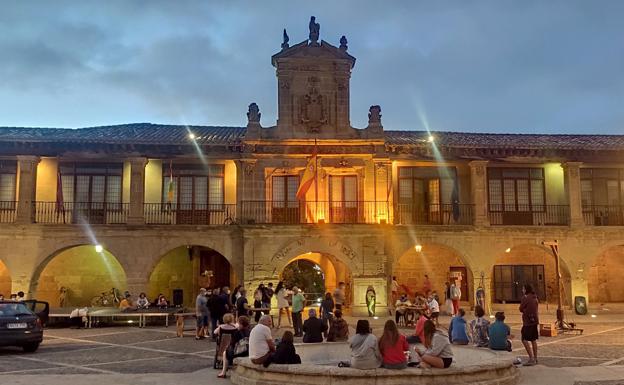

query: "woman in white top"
left=275, top=281, right=292, bottom=328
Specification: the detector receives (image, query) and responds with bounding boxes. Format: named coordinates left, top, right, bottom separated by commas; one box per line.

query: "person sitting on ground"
left=249, top=314, right=276, bottom=365
left=394, top=294, right=412, bottom=325
left=350, top=319, right=381, bottom=369
left=218, top=316, right=251, bottom=378
left=119, top=293, right=135, bottom=312
left=327, top=309, right=349, bottom=342
left=136, top=292, right=149, bottom=309
left=470, top=305, right=490, bottom=347
left=406, top=312, right=428, bottom=344
left=489, top=312, right=514, bottom=352
left=302, top=308, right=327, bottom=343
left=427, top=293, right=440, bottom=326
left=9, top=293, right=17, bottom=301
left=378, top=320, right=409, bottom=369
left=16, top=291, right=25, bottom=301
left=413, top=320, right=453, bottom=368
left=264, top=330, right=301, bottom=367
left=448, top=308, right=470, bottom=345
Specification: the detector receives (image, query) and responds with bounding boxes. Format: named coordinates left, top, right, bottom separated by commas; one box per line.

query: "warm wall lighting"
left=414, top=244, right=422, bottom=252
left=95, top=244, right=103, bottom=253
left=505, top=248, right=511, bottom=253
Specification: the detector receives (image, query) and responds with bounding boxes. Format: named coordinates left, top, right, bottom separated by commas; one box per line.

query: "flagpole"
left=314, top=138, right=318, bottom=222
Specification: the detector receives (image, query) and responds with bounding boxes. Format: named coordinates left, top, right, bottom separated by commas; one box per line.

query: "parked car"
left=0, top=300, right=49, bottom=352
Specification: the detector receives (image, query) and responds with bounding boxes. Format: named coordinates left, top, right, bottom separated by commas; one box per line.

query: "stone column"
left=127, top=157, right=147, bottom=225
left=468, top=160, right=489, bottom=226
left=16, top=156, right=40, bottom=224
left=562, top=162, right=584, bottom=227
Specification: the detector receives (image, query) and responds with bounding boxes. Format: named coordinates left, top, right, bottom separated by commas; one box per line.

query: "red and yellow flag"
left=296, top=148, right=317, bottom=200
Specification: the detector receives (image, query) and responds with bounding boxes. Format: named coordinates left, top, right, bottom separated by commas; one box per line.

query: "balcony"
left=35, top=202, right=129, bottom=224
left=144, top=203, right=236, bottom=225
left=393, top=203, right=474, bottom=225
left=583, top=205, right=624, bottom=226
left=240, top=201, right=389, bottom=224
left=0, top=201, right=17, bottom=223
left=488, top=204, right=569, bottom=225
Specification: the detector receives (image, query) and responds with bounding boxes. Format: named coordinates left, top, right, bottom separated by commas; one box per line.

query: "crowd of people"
left=0, top=291, right=25, bottom=301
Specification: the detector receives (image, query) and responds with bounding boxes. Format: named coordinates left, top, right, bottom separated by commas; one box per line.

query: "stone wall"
left=34, top=245, right=127, bottom=307
left=148, top=246, right=194, bottom=307
left=589, top=245, right=624, bottom=303
left=0, top=260, right=11, bottom=297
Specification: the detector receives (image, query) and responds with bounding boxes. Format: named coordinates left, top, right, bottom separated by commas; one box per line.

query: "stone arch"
left=492, top=244, right=572, bottom=305
left=148, top=244, right=235, bottom=307
left=30, top=244, right=127, bottom=307
left=280, top=252, right=352, bottom=299
left=393, top=242, right=475, bottom=305
left=269, top=237, right=362, bottom=278
left=0, top=258, right=11, bottom=297
left=589, top=244, right=624, bottom=304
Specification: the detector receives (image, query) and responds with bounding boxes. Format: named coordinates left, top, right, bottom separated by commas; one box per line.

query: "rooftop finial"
left=339, top=35, right=348, bottom=51
left=309, top=16, right=320, bottom=45
left=281, top=28, right=289, bottom=50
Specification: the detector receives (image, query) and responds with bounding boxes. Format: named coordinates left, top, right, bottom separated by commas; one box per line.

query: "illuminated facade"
left=0, top=19, right=623, bottom=314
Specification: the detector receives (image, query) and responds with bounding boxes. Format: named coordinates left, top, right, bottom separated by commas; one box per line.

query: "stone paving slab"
left=538, top=344, right=624, bottom=360
left=38, top=346, right=168, bottom=366
left=93, top=355, right=211, bottom=374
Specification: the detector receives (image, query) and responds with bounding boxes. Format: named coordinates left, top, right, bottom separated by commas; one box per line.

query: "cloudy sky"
left=0, top=1, right=622, bottom=134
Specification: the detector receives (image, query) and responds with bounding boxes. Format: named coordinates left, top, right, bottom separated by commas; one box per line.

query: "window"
left=162, top=164, right=224, bottom=209
left=272, top=175, right=299, bottom=208
left=487, top=168, right=545, bottom=212
left=580, top=168, right=624, bottom=208
left=59, top=163, right=123, bottom=209
left=397, top=167, right=457, bottom=207
left=0, top=161, right=16, bottom=209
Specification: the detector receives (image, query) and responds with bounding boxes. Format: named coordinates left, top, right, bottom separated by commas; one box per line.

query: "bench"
left=140, top=312, right=170, bottom=327
left=87, top=311, right=143, bottom=328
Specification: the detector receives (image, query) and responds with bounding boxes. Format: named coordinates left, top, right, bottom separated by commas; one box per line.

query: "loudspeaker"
left=173, top=289, right=183, bottom=307
left=574, top=296, right=587, bottom=315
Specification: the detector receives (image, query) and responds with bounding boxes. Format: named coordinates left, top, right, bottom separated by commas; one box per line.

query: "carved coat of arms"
left=300, top=77, right=327, bottom=133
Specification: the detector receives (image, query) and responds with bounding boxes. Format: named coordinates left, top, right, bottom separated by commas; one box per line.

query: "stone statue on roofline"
left=339, top=35, right=348, bottom=51
left=247, top=103, right=261, bottom=124
left=309, top=16, right=320, bottom=45
left=282, top=28, right=289, bottom=50
left=368, top=105, right=382, bottom=124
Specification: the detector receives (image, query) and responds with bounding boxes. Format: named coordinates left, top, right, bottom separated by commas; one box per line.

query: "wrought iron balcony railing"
left=393, top=203, right=474, bottom=225
left=488, top=204, right=569, bottom=225
left=144, top=203, right=236, bottom=225
left=0, top=201, right=17, bottom=223
left=34, top=201, right=129, bottom=224
left=583, top=205, right=624, bottom=226
left=240, top=201, right=390, bottom=224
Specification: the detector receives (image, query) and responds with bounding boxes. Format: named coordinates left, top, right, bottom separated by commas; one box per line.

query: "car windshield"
left=0, top=303, right=33, bottom=316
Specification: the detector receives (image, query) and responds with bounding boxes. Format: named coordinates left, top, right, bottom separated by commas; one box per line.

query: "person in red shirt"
left=407, top=312, right=427, bottom=344
left=378, top=320, right=409, bottom=369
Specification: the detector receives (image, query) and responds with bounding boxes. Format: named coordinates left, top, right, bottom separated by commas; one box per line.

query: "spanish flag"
left=296, top=147, right=317, bottom=200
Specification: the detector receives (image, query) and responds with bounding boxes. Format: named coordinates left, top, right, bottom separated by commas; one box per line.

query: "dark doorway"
left=449, top=266, right=469, bottom=301
left=199, top=248, right=231, bottom=289
left=493, top=265, right=545, bottom=303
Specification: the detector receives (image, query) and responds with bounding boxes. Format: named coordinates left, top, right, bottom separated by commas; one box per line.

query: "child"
left=489, top=312, right=514, bottom=352
left=448, top=308, right=470, bottom=345
left=428, top=294, right=440, bottom=326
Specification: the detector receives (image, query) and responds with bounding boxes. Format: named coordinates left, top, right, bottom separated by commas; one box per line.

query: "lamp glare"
left=95, top=244, right=103, bottom=253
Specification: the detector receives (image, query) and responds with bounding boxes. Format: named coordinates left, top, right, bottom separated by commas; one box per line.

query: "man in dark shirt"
left=302, top=308, right=327, bottom=343
left=236, top=289, right=250, bottom=317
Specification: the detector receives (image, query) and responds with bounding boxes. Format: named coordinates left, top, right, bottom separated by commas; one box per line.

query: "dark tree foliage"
left=281, top=259, right=325, bottom=299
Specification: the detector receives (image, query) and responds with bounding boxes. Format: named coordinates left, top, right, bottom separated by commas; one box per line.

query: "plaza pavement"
left=1, top=311, right=623, bottom=385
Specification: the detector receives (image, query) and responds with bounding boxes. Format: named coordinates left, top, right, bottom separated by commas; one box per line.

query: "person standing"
left=444, top=281, right=452, bottom=315
left=422, top=275, right=432, bottom=296
left=333, top=282, right=346, bottom=311
left=319, top=292, right=335, bottom=335
left=195, top=288, right=209, bottom=340
left=236, top=288, right=251, bottom=317
left=519, top=284, right=539, bottom=366
left=291, top=287, right=305, bottom=337
left=253, top=288, right=263, bottom=323
left=275, top=281, right=292, bottom=328
left=449, top=279, right=461, bottom=316
left=391, top=276, right=399, bottom=313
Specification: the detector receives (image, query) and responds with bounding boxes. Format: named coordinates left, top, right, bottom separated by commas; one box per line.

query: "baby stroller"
left=213, top=330, right=234, bottom=369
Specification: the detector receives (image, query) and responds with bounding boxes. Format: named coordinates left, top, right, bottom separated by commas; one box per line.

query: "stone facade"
left=0, top=17, right=623, bottom=314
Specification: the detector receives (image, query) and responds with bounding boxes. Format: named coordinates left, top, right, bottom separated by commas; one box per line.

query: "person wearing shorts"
left=195, top=288, right=210, bottom=340
left=519, top=284, right=539, bottom=366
